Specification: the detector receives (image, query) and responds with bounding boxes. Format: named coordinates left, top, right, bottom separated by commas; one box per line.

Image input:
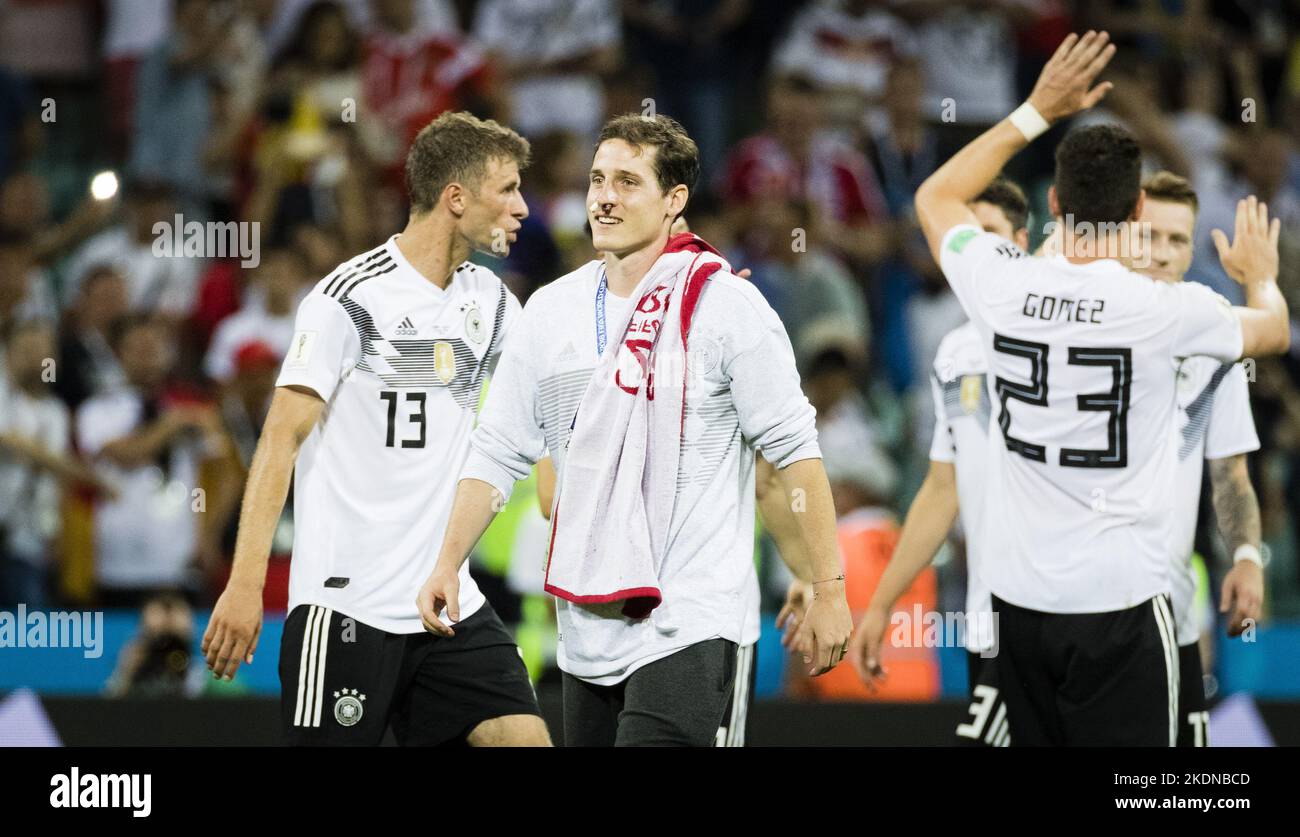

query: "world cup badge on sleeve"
left=961, top=374, right=982, bottom=414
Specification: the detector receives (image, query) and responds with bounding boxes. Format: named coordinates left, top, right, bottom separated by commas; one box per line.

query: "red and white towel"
left=544, top=233, right=729, bottom=618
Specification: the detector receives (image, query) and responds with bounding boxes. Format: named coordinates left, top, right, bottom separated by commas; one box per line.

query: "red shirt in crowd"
left=361, top=30, right=493, bottom=152
left=718, top=133, right=889, bottom=227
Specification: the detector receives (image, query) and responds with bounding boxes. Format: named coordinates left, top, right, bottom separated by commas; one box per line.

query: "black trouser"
left=992, top=594, right=1179, bottom=746
left=562, top=638, right=737, bottom=747
left=1176, top=642, right=1210, bottom=747
left=955, top=651, right=1011, bottom=747
left=279, top=603, right=540, bottom=746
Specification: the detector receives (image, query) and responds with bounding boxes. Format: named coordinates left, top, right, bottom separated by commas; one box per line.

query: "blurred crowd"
left=2, top=0, right=1300, bottom=694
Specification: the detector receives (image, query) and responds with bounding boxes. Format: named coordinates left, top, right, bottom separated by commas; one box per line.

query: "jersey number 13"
left=379, top=390, right=426, bottom=449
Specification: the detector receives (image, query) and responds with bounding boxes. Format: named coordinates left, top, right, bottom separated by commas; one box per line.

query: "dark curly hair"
left=1054, top=124, right=1143, bottom=226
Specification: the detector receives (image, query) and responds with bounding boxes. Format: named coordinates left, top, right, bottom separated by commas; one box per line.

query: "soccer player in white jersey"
left=201, top=112, right=550, bottom=746
left=419, top=114, right=851, bottom=746
left=845, top=178, right=1029, bottom=748
left=1133, top=171, right=1265, bottom=747
left=913, top=31, right=1290, bottom=745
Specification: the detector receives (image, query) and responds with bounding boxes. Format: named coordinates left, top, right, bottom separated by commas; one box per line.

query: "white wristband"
left=1008, top=102, right=1050, bottom=142
left=1233, top=544, right=1263, bottom=567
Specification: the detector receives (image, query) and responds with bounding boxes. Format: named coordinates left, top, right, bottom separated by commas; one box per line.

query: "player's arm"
left=915, top=31, right=1116, bottom=265
left=419, top=307, right=545, bottom=636
left=757, top=454, right=810, bottom=580
left=759, top=453, right=819, bottom=651
left=536, top=456, right=555, bottom=520
left=727, top=288, right=851, bottom=676
left=769, top=457, right=851, bottom=675
left=417, top=476, right=507, bottom=637
left=849, top=459, right=959, bottom=687
left=203, top=386, right=324, bottom=680
left=1208, top=453, right=1265, bottom=637
left=1213, top=196, right=1291, bottom=358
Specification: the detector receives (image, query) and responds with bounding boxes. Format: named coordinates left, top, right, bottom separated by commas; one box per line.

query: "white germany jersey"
left=939, top=224, right=1243, bottom=613
left=462, top=260, right=819, bottom=684
left=1170, top=356, right=1259, bottom=645
left=929, top=321, right=995, bottom=652
left=276, top=236, right=521, bottom=633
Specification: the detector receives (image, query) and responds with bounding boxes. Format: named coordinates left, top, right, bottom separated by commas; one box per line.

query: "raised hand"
left=1212, top=195, right=1282, bottom=286
left=1026, top=31, right=1117, bottom=124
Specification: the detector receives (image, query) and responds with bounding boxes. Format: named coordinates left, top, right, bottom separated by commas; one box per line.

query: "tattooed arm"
left=1208, top=454, right=1265, bottom=636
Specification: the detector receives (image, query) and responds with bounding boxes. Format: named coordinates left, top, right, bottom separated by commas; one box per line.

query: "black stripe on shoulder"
left=336, top=295, right=382, bottom=358
left=326, top=249, right=391, bottom=297
left=338, top=258, right=397, bottom=300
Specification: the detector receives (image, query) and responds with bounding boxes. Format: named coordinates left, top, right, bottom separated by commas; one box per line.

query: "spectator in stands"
left=736, top=197, right=868, bottom=362
left=129, top=0, right=225, bottom=215
left=865, top=59, right=938, bottom=214
left=865, top=58, right=946, bottom=394
left=361, top=0, right=500, bottom=181
left=204, top=245, right=307, bottom=385
left=0, top=231, right=56, bottom=345
left=524, top=130, right=593, bottom=274
left=898, top=1, right=1030, bottom=162
left=0, top=171, right=118, bottom=272
left=75, top=316, right=225, bottom=607
left=0, top=64, right=39, bottom=184
left=0, top=320, right=99, bottom=608
left=473, top=0, right=620, bottom=141
left=203, top=340, right=294, bottom=606
left=101, top=0, right=172, bottom=162
left=64, top=180, right=203, bottom=325
left=771, top=0, right=915, bottom=116
left=241, top=1, right=371, bottom=250
left=53, top=266, right=129, bottom=412
left=801, top=339, right=895, bottom=502
left=718, top=74, right=893, bottom=267
left=623, top=0, right=749, bottom=173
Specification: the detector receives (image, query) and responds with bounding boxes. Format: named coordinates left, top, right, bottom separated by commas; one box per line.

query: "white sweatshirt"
left=462, top=260, right=821, bottom=684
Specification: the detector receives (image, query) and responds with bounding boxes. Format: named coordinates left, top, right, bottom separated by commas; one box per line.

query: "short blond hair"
left=1142, top=171, right=1199, bottom=214
left=405, top=112, right=531, bottom=214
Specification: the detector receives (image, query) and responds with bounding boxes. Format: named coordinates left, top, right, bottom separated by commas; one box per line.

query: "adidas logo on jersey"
left=558, top=342, right=578, bottom=361
left=395, top=316, right=417, bottom=337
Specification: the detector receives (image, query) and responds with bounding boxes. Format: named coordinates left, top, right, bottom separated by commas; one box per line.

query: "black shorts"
left=1176, top=642, right=1210, bottom=747
left=991, top=594, right=1180, bottom=747
left=561, top=638, right=738, bottom=747
left=955, top=651, right=1011, bottom=747
left=279, top=602, right=541, bottom=746
left=716, top=643, right=756, bottom=747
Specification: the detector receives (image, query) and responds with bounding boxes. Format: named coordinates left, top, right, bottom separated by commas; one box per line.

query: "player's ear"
left=443, top=182, right=467, bottom=217
left=666, top=184, right=689, bottom=221
left=1015, top=228, right=1030, bottom=250
left=1047, top=185, right=1060, bottom=219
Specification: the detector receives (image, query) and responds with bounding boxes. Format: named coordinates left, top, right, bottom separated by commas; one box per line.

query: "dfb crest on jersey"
left=465, top=305, right=486, bottom=344
left=434, top=341, right=456, bottom=384
left=333, top=688, right=366, bottom=726
left=960, top=374, right=982, bottom=414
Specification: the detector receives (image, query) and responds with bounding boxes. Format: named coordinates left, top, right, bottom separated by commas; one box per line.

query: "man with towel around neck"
left=418, top=114, right=852, bottom=746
